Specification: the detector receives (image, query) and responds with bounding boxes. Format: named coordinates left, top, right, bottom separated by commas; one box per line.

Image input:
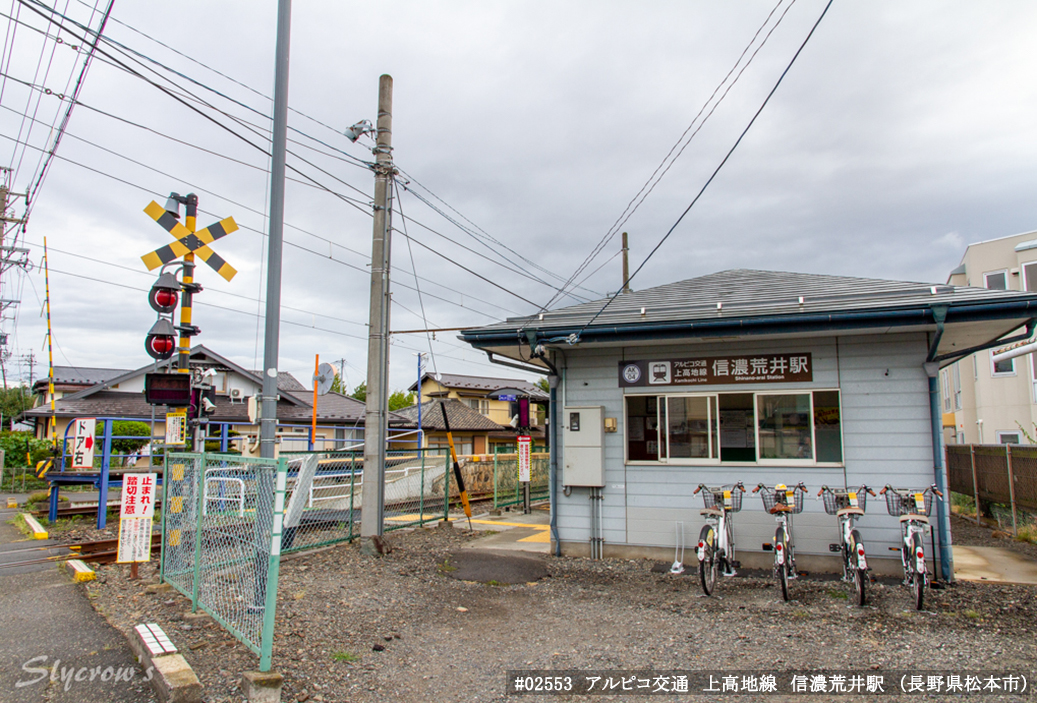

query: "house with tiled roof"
left=31, top=366, right=130, bottom=406
left=409, top=372, right=548, bottom=430
left=21, top=345, right=411, bottom=457
left=393, top=398, right=508, bottom=456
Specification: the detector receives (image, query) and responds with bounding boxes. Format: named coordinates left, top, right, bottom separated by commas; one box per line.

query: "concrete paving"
left=456, top=508, right=551, bottom=554
left=0, top=508, right=158, bottom=702
left=953, top=545, right=1037, bottom=585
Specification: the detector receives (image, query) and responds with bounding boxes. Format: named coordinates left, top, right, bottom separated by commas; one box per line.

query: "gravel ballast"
left=86, top=515, right=1036, bottom=702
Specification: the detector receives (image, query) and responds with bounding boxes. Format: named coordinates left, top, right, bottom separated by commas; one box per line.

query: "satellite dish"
left=315, top=363, right=336, bottom=395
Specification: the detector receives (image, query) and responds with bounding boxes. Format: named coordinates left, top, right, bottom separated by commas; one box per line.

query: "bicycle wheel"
left=849, top=530, right=866, bottom=606
left=775, top=525, right=789, bottom=602
left=698, top=525, right=718, bottom=596
left=910, top=533, right=925, bottom=610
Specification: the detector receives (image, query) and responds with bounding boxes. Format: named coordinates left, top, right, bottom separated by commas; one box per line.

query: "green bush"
left=105, top=421, right=152, bottom=457
left=0, top=431, right=53, bottom=468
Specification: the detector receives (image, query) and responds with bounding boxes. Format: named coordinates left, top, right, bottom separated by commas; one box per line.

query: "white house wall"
left=555, top=332, right=936, bottom=564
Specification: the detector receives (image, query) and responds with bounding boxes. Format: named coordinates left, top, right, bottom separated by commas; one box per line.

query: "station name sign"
left=619, top=353, right=812, bottom=387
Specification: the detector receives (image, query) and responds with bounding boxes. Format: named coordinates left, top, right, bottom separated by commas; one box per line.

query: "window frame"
left=990, top=349, right=1016, bottom=377
left=658, top=394, right=718, bottom=464
left=754, top=390, right=816, bottom=467
left=984, top=269, right=1009, bottom=290
left=623, top=388, right=843, bottom=467
left=996, top=431, right=1021, bottom=445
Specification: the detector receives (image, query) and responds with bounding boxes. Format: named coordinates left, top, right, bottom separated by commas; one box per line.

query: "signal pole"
left=361, top=75, right=395, bottom=554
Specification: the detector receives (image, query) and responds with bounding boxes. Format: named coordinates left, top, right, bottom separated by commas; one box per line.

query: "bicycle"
left=880, top=484, right=943, bottom=610
left=818, top=484, right=876, bottom=606
left=753, top=482, right=807, bottom=602
left=694, top=482, right=745, bottom=596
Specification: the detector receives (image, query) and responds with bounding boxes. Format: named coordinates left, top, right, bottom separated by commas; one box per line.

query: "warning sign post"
left=117, top=472, right=157, bottom=578
left=517, top=435, right=532, bottom=514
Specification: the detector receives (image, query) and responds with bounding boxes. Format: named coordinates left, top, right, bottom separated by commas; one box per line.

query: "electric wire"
left=31, top=2, right=590, bottom=307
left=537, top=0, right=797, bottom=314
left=0, top=129, right=520, bottom=320
left=8, top=0, right=67, bottom=184
left=12, top=1, right=596, bottom=325
left=21, top=0, right=110, bottom=220
left=392, top=176, right=438, bottom=379
left=571, top=0, right=834, bottom=340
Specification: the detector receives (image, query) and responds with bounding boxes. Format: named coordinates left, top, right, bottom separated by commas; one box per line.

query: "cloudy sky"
left=0, top=0, right=1035, bottom=395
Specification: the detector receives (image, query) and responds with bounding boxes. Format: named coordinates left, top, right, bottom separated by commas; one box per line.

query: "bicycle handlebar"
left=697, top=482, right=745, bottom=495
left=818, top=484, right=876, bottom=497
left=880, top=484, right=943, bottom=499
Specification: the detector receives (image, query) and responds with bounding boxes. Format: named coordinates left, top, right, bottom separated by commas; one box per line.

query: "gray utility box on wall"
left=562, top=405, right=605, bottom=487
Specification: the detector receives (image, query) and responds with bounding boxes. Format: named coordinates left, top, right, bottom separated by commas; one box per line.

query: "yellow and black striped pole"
left=40, top=238, right=56, bottom=476
left=439, top=401, right=472, bottom=530
left=177, top=194, right=198, bottom=375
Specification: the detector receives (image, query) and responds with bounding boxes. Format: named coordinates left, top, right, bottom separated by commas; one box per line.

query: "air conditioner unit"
left=230, top=389, right=242, bottom=402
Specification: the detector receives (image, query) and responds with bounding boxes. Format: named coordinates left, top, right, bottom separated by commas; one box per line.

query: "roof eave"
left=462, top=300, right=1037, bottom=349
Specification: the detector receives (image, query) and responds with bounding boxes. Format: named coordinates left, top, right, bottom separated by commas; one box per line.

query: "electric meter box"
left=562, top=405, right=605, bottom=487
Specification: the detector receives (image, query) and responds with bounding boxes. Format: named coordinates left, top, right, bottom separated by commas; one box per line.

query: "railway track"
left=0, top=533, right=162, bottom=570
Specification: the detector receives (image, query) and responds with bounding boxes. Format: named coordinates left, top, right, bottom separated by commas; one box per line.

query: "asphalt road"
left=0, top=508, right=157, bottom=702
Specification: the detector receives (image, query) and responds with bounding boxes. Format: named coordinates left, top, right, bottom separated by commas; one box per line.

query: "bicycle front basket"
left=761, top=487, right=804, bottom=514
left=884, top=489, right=933, bottom=517
left=703, top=487, right=743, bottom=513
left=822, top=487, right=868, bottom=515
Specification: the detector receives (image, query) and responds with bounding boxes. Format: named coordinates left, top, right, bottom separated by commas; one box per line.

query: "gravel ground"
left=84, top=516, right=1037, bottom=703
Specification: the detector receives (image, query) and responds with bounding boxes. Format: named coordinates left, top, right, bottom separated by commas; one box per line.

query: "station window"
left=625, top=390, right=842, bottom=465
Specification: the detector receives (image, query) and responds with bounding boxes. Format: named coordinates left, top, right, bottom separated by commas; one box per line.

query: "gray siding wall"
left=555, top=332, right=936, bottom=560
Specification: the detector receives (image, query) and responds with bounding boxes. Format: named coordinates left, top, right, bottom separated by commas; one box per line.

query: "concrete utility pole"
left=361, top=75, right=394, bottom=554
left=621, top=232, right=632, bottom=294
left=259, top=0, right=293, bottom=459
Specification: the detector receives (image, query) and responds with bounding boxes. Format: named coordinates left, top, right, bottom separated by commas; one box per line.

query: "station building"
left=460, top=269, right=1037, bottom=576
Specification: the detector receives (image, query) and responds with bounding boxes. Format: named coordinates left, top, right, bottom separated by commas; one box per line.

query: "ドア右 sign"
left=70, top=418, right=96, bottom=470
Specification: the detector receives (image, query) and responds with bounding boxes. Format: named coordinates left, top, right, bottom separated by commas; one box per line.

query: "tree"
left=388, top=390, right=416, bottom=411
left=0, top=385, right=33, bottom=429
left=330, top=373, right=345, bottom=394
left=535, top=377, right=549, bottom=394
left=350, top=382, right=367, bottom=403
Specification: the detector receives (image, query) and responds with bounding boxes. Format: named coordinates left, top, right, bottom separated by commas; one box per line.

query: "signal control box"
left=562, top=405, right=605, bottom=487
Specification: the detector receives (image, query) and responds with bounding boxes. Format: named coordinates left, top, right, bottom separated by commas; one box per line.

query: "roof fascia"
left=463, top=299, right=1037, bottom=350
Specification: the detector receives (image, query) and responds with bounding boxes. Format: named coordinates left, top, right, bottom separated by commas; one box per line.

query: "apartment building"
left=944, top=230, right=1037, bottom=445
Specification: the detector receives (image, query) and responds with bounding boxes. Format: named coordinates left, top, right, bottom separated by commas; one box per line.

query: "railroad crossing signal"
left=140, top=200, right=239, bottom=282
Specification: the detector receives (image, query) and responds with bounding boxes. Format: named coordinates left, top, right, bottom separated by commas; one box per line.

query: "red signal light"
left=148, top=272, right=181, bottom=313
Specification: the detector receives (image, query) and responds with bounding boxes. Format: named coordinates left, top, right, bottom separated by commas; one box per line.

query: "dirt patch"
left=87, top=525, right=1037, bottom=702
left=952, top=513, right=1037, bottom=561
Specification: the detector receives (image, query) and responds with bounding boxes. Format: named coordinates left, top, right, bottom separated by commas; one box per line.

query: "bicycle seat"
left=700, top=508, right=723, bottom=517
left=836, top=507, right=865, bottom=517
left=899, top=513, right=928, bottom=524
left=769, top=504, right=794, bottom=514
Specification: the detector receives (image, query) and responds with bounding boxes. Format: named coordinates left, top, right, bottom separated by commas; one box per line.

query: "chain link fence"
left=946, top=444, right=1037, bottom=536
left=277, top=447, right=451, bottom=552
left=159, top=447, right=511, bottom=670
left=161, top=452, right=286, bottom=671
left=462, top=450, right=550, bottom=509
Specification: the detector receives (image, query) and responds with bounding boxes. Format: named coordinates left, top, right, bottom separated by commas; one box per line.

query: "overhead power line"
left=572, top=0, right=834, bottom=340
left=535, top=0, right=798, bottom=315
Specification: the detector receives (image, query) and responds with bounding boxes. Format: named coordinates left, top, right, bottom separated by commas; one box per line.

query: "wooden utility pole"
left=361, top=75, right=395, bottom=554
left=621, top=232, right=632, bottom=293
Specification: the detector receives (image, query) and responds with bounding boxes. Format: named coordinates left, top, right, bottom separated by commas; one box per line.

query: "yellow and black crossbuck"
left=140, top=201, right=238, bottom=282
